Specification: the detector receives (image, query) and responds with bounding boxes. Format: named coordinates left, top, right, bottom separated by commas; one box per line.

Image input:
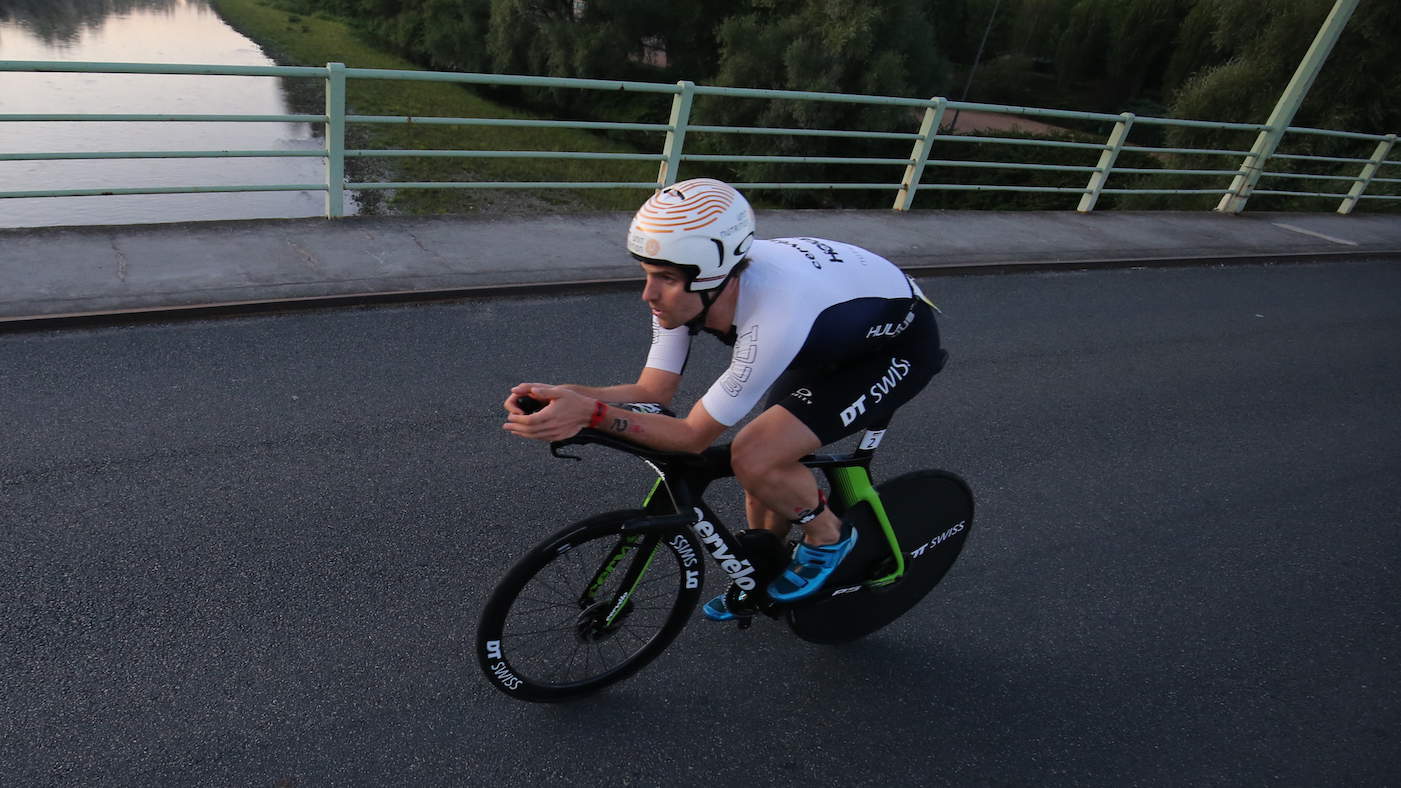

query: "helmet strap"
left=685, top=289, right=717, bottom=336
left=684, top=271, right=737, bottom=336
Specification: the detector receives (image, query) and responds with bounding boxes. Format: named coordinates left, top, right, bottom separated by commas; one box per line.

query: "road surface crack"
left=109, top=236, right=129, bottom=282
left=404, top=230, right=452, bottom=269
left=285, top=238, right=325, bottom=274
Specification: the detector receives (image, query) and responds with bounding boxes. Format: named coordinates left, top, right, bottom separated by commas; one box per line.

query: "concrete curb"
left=3, top=209, right=1399, bottom=330
left=4, top=247, right=1396, bottom=333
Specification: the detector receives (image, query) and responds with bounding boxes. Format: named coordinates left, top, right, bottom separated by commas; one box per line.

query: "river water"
left=0, top=0, right=351, bottom=229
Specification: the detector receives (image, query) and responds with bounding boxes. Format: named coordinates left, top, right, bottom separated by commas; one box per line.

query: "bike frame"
left=564, top=427, right=909, bottom=627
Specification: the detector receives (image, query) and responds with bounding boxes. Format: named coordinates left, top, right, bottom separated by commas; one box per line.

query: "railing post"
left=324, top=62, right=347, bottom=218
left=1078, top=112, right=1134, bottom=212
left=1217, top=0, right=1359, bottom=213
left=657, top=81, right=695, bottom=188
left=1337, top=133, right=1396, bottom=214
left=1217, top=127, right=1282, bottom=216
left=893, top=97, right=946, bottom=211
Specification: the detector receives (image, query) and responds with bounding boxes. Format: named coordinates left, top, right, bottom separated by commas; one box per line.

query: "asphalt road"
left=2, top=259, right=1398, bottom=786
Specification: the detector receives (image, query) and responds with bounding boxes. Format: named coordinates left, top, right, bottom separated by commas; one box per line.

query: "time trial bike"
left=476, top=398, right=973, bottom=702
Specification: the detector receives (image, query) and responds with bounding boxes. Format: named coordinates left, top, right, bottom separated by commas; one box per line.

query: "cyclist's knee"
left=731, top=414, right=816, bottom=485
left=730, top=433, right=788, bottom=486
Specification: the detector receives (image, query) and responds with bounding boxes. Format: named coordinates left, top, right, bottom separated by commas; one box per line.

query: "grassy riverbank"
left=208, top=0, right=656, bottom=214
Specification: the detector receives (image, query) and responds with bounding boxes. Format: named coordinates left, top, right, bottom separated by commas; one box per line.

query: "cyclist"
left=503, top=178, right=944, bottom=619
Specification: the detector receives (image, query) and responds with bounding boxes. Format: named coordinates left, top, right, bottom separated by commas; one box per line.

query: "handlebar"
left=511, top=393, right=712, bottom=467
left=513, top=394, right=675, bottom=419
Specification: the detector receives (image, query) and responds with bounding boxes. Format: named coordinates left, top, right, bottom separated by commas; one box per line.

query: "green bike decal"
left=827, top=465, right=905, bottom=586
left=585, top=534, right=642, bottom=599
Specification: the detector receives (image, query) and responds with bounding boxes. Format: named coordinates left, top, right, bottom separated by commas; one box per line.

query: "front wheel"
left=475, top=510, right=704, bottom=702
left=787, top=470, right=974, bottom=644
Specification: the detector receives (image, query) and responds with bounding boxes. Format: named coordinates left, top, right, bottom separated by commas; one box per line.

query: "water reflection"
left=0, top=0, right=351, bottom=228
left=1, top=0, right=184, bottom=46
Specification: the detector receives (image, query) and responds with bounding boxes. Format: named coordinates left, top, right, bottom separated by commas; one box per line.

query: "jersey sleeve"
left=643, top=317, right=691, bottom=374
left=699, top=305, right=807, bottom=427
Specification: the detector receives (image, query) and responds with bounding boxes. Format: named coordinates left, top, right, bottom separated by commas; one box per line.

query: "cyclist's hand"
left=503, top=384, right=592, bottom=441
left=503, top=382, right=549, bottom=415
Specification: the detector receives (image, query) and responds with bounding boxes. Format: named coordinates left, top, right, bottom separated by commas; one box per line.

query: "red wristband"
left=587, top=400, right=608, bottom=429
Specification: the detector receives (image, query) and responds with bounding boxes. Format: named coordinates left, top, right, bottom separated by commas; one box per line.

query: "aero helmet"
left=627, top=178, right=755, bottom=292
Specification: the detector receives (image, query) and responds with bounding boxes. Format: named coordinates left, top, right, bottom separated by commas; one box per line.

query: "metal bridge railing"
left=2, top=59, right=1397, bottom=218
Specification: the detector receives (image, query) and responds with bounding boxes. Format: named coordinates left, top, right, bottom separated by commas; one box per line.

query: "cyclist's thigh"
left=765, top=314, right=942, bottom=445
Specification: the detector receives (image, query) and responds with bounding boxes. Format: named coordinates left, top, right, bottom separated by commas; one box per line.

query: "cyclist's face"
left=639, top=262, right=702, bottom=329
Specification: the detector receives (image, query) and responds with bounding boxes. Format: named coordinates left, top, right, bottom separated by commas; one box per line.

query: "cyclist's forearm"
left=559, top=367, right=678, bottom=405
left=590, top=404, right=724, bottom=455
left=561, top=383, right=656, bottom=403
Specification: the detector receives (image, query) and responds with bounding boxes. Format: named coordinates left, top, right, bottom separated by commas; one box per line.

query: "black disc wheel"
left=476, top=510, right=703, bottom=702
left=787, top=470, right=973, bottom=644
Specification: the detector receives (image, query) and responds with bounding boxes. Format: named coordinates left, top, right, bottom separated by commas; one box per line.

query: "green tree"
left=1148, top=0, right=1401, bottom=211
left=486, top=0, right=584, bottom=78
left=1052, top=0, right=1190, bottom=108
left=1005, top=0, right=1074, bottom=61
left=483, top=0, right=743, bottom=121
left=1168, top=0, right=1401, bottom=134
left=695, top=0, right=951, bottom=205
left=486, top=0, right=741, bottom=82
left=394, top=0, right=493, bottom=72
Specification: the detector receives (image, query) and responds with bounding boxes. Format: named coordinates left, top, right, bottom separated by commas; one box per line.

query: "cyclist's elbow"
left=637, top=368, right=681, bottom=407
left=676, top=410, right=726, bottom=454
left=676, top=432, right=713, bottom=455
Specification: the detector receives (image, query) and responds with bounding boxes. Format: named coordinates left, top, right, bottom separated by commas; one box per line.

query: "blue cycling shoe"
left=704, top=528, right=790, bottom=620
left=767, top=525, right=858, bottom=602
left=702, top=591, right=740, bottom=621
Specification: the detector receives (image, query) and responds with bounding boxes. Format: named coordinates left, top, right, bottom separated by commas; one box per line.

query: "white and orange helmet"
left=627, top=178, right=756, bottom=292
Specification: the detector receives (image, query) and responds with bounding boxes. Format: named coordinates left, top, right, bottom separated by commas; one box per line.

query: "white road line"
left=1271, top=222, right=1360, bottom=246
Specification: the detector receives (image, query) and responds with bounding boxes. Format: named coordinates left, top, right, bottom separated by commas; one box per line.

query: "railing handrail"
left=2, top=58, right=1397, bottom=218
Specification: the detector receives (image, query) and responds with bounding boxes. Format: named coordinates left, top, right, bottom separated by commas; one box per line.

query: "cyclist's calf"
left=730, top=408, right=842, bottom=546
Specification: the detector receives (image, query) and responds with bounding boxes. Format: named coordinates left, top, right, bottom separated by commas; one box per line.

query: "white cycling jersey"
left=644, top=237, right=929, bottom=426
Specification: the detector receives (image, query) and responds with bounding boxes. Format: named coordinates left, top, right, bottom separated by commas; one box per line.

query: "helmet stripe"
left=633, top=206, right=727, bottom=231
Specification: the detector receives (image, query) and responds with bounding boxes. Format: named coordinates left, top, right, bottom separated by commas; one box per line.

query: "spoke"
left=504, top=603, right=573, bottom=624
left=553, top=550, right=594, bottom=581
left=575, top=637, right=596, bottom=681
left=595, top=642, right=616, bottom=673
left=504, top=608, right=574, bottom=630
left=613, top=635, right=638, bottom=664
left=514, top=632, right=571, bottom=666
left=584, top=640, right=600, bottom=676
left=502, top=529, right=685, bottom=687
left=559, top=640, right=585, bottom=682
left=617, top=625, right=648, bottom=645
left=547, top=559, right=579, bottom=590
left=515, top=588, right=580, bottom=608
left=502, top=623, right=579, bottom=638
left=508, top=599, right=576, bottom=617
left=565, top=541, right=624, bottom=578
left=530, top=574, right=582, bottom=605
